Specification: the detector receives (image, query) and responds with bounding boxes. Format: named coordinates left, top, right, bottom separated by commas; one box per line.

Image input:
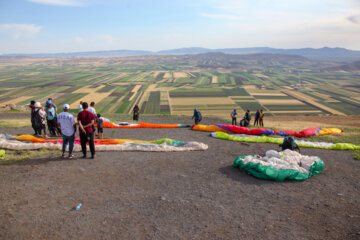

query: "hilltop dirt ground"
left=0, top=114, right=359, bottom=239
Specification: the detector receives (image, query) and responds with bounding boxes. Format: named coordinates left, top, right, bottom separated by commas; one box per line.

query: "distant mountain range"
left=2, top=47, right=360, bottom=61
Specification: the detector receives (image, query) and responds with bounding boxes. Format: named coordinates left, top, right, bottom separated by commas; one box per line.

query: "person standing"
left=44, top=100, right=57, bottom=136
left=77, top=102, right=95, bottom=159
left=33, top=102, right=47, bottom=137
left=133, top=105, right=140, bottom=121
left=259, top=109, right=264, bottom=127
left=48, top=97, right=62, bottom=136
left=230, top=109, right=237, bottom=125
left=88, top=101, right=96, bottom=116
left=78, top=101, right=83, bottom=113
left=254, top=109, right=260, bottom=126
left=30, top=100, right=37, bottom=135
left=96, top=113, right=104, bottom=139
left=57, top=104, right=76, bottom=158
left=192, top=109, right=202, bottom=125
left=88, top=101, right=97, bottom=134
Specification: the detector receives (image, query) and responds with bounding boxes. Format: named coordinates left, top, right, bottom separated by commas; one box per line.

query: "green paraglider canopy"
left=233, top=150, right=324, bottom=181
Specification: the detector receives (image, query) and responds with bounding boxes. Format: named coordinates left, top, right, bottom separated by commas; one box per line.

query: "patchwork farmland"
left=0, top=56, right=359, bottom=118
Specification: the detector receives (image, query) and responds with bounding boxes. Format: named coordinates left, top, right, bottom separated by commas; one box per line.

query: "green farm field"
left=0, top=55, right=359, bottom=118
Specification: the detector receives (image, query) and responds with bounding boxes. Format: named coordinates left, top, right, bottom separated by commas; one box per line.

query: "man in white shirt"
left=78, top=101, right=83, bottom=113
left=57, top=104, right=76, bottom=158
left=88, top=101, right=96, bottom=115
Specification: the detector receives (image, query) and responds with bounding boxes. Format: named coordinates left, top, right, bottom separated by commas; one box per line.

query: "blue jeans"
left=62, top=133, right=75, bottom=154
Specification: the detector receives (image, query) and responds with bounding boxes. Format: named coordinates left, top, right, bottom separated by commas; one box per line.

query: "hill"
left=324, top=60, right=360, bottom=72
left=2, top=47, right=360, bottom=61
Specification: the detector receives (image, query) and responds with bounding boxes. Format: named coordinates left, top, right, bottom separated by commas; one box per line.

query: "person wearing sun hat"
left=57, top=104, right=76, bottom=158
left=33, top=102, right=47, bottom=137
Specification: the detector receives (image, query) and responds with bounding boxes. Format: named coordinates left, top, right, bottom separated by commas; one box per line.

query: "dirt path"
left=0, top=116, right=359, bottom=239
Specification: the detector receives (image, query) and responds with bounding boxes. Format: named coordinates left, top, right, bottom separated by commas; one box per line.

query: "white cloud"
left=27, top=0, right=83, bottom=6
left=200, top=13, right=242, bottom=20
left=0, top=24, right=42, bottom=39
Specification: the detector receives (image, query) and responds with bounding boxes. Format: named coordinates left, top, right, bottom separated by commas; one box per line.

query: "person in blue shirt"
left=44, top=100, right=57, bottom=136
left=192, top=109, right=202, bottom=125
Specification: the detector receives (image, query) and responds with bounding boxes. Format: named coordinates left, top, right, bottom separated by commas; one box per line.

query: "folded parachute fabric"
left=0, top=134, right=208, bottom=152
left=211, top=132, right=360, bottom=150
left=100, top=121, right=191, bottom=129
left=233, top=149, right=324, bottom=181
left=192, top=124, right=342, bottom=138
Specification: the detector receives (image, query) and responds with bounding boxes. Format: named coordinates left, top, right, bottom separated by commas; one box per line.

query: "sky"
left=0, top=0, right=359, bottom=54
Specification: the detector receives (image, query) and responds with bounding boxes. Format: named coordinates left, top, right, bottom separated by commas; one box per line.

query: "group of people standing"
left=191, top=108, right=264, bottom=127
left=30, top=98, right=61, bottom=137
left=30, top=99, right=105, bottom=159
left=230, top=109, right=264, bottom=127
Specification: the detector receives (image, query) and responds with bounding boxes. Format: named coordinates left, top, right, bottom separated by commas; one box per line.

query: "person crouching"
left=77, top=102, right=95, bottom=159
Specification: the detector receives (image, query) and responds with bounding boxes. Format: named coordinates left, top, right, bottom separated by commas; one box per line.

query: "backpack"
left=280, top=136, right=300, bottom=152
left=32, top=110, right=43, bottom=130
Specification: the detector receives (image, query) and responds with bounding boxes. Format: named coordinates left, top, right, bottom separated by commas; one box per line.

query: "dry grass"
left=70, top=92, right=114, bottom=108
left=311, top=92, right=329, bottom=100
left=211, top=76, right=218, bottom=84
left=172, top=109, right=232, bottom=118
left=231, top=96, right=255, bottom=99
left=0, top=149, right=61, bottom=165
left=0, top=96, right=34, bottom=105
left=252, top=73, right=269, bottom=78
left=250, top=93, right=287, bottom=96
left=70, top=85, right=115, bottom=108
left=284, top=90, right=345, bottom=115
left=171, top=97, right=235, bottom=105
left=270, top=110, right=322, bottom=114
left=0, top=119, right=31, bottom=128
left=163, top=72, right=172, bottom=79
left=235, top=100, right=258, bottom=102
left=73, top=85, right=103, bottom=94
left=257, top=99, right=305, bottom=105
left=174, top=72, right=188, bottom=78
left=129, top=85, right=142, bottom=101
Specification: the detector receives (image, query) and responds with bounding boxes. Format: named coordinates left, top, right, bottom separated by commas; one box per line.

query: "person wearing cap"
left=48, top=98, right=57, bottom=113
left=230, top=109, right=237, bottom=125
left=33, top=102, right=47, bottom=137
left=77, top=102, right=95, bottom=159
left=57, top=104, right=76, bottom=158
left=44, top=100, right=57, bottom=136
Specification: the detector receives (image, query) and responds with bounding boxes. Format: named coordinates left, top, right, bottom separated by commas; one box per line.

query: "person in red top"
left=77, top=102, right=95, bottom=158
